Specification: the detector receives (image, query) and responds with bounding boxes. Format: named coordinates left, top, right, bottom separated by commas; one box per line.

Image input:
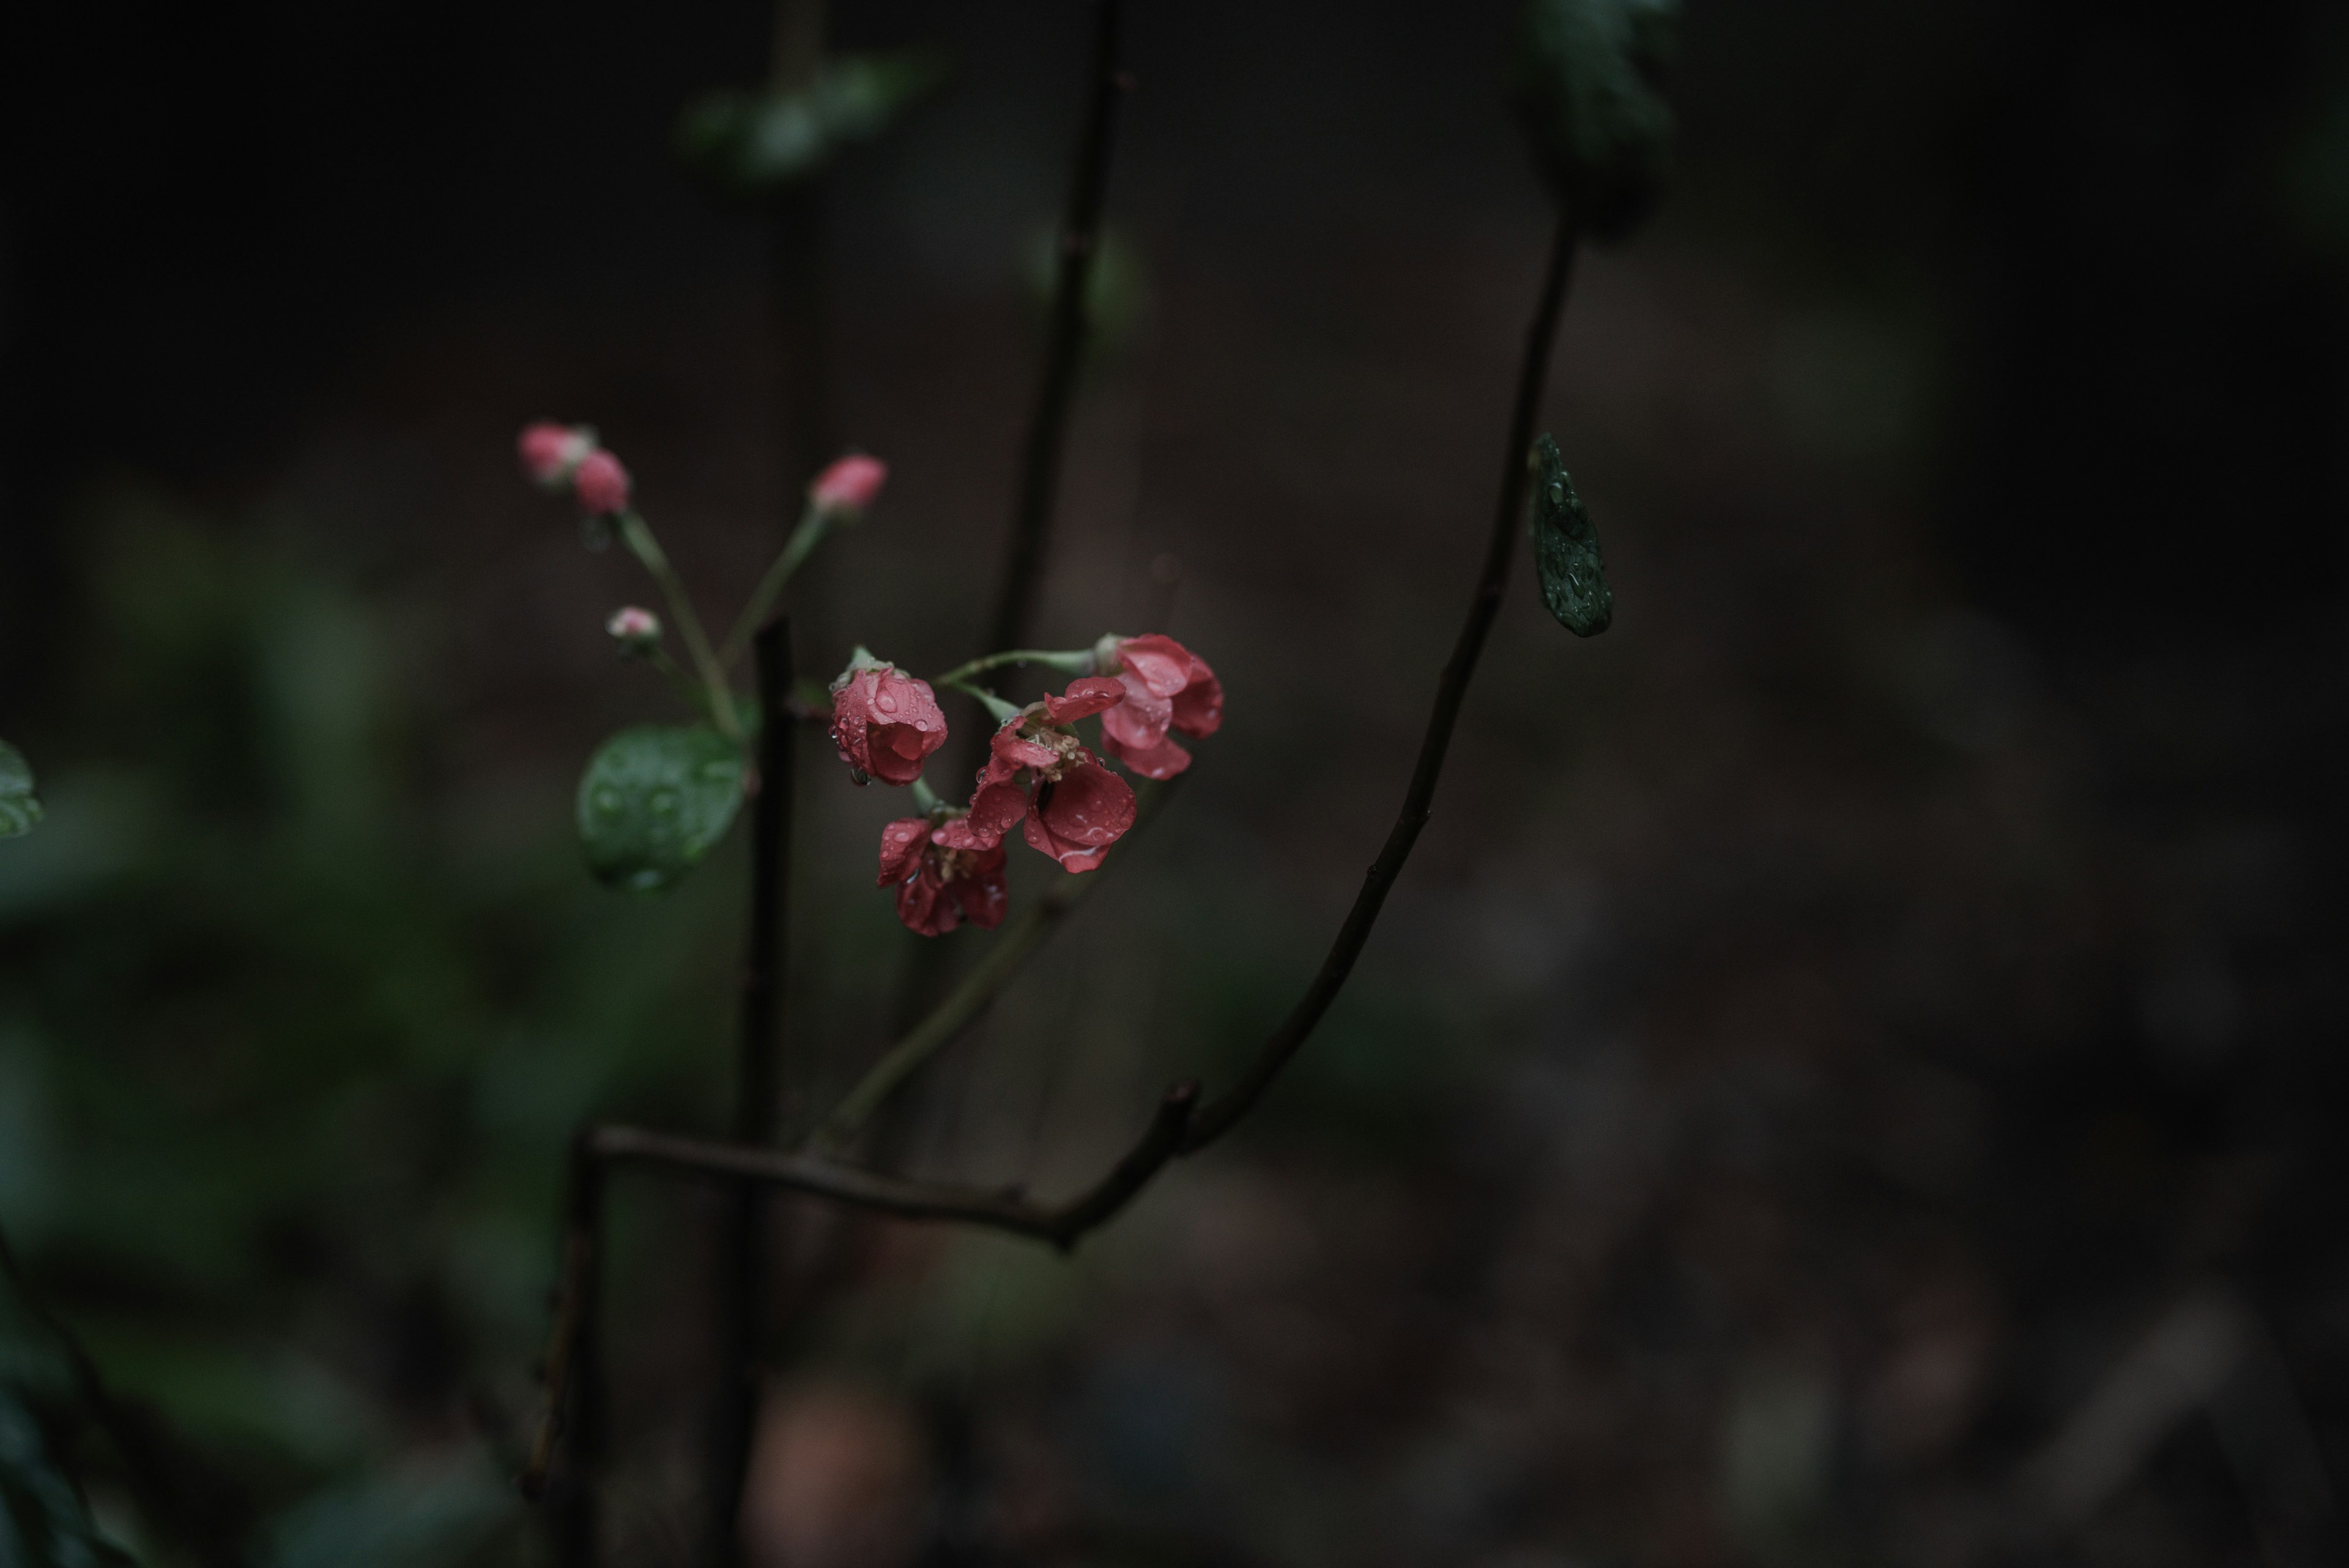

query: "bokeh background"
left=4, top=1, right=2348, bottom=1564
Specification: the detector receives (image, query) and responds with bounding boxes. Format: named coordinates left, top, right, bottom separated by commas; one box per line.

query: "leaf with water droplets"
left=1530, top=433, right=1613, bottom=636
left=0, top=740, right=41, bottom=839
left=576, top=726, right=746, bottom=893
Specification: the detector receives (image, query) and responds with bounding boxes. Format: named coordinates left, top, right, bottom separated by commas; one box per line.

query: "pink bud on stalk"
left=606, top=606, right=661, bottom=654
left=809, top=453, right=888, bottom=518
left=518, top=421, right=595, bottom=488
left=573, top=450, right=632, bottom=516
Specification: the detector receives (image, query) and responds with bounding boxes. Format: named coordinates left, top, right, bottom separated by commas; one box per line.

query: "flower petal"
left=1102, top=729, right=1192, bottom=780
left=934, top=781, right=1028, bottom=851
left=1041, top=676, right=1126, bottom=724
left=1169, top=661, right=1223, bottom=737
left=1037, top=760, right=1136, bottom=847
left=1115, top=634, right=1198, bottom=699
left=877, top=817, right=931, bottom=886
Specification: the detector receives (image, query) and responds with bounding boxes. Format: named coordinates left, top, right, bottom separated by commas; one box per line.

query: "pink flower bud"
left=573, top=449, right=632, bottom=516
left=809, top=453, right=888, bottom=517
left=828, top=656, right=949, bottom=786
left=518, top=421, right=594, bottom=487
left=605, top=606, right=661, bottom=650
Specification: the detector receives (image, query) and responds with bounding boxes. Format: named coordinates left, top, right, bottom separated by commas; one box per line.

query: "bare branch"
left=595, top=1081, right=1198, bottom=1249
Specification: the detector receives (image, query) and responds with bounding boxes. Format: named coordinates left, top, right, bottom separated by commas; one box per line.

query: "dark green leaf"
left=678, top=51, right=951, bottom=195
left=0, top=741, right=40, bottom=839
left=0, top=1387, right=134, bottom=1567
left=1510, top=0, right=1679, bottom=241
left=576, top=726, right=746, bottom=893
left=1530, top=434, right=1613, bottom=636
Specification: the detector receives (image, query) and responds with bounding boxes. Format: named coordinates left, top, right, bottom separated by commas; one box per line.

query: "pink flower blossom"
left=810, top=453, right=888, bottom=517
left=877, top=816, right=1008, bottom=936
left=573, top=449, right=632, bottom=516
left=828, top=656, right=949, bottom=786
left=934, top=677, right=1137, bottom=872
left=518, top=421, right=593, bottom=487
left=1095, top=634, right=1223, bottom=779
left=605, top=606, right=661, bottom=649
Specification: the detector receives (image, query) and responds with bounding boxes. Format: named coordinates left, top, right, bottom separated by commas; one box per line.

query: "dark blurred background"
left=2, top=0, right=2347, bottom=1564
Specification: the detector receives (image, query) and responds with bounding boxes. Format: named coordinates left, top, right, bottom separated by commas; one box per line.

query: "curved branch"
left=1182, top=210, right=1580, bottom=1149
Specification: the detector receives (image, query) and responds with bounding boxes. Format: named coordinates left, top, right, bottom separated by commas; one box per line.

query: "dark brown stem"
left=704, top=620, right=795, bottom=1566
left=592, top=1082, right=1198, bottom=1250
left=985, top=0, right=1130, bottom=655
left=1181, top=210, right=1579, bottom=1149
left=532, top=1134, right=607, bottom=1568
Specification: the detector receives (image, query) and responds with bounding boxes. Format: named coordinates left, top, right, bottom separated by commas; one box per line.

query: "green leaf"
left=678, top=51, right=951, bottom=195
left=0, top=1387, right=134, bottom=1567
left=0, top=742, right=41, bottom=839
left=575, top=726, right=746, bottom=893
left=1529, top=433, right=1613, bottom=636
left=1510, top=0, right=1679, bottom=241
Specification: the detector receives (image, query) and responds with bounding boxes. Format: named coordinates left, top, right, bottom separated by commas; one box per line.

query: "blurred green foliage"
left=677, top=53, right=951, bottom=197
left=0, top=492, right=751, bottom=1562
left=0, top=745, right=39, bottom=840
left=0, top=1386, right=131, bottom=1566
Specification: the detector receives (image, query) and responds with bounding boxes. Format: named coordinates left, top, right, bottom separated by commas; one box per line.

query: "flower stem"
left=718, top=501, right=834, bottom=669
left=617, top=511, right=740, bottom=738
left=940, top=680, right=1026, bottom=726
left=930, top=647, right=1095, bottom=688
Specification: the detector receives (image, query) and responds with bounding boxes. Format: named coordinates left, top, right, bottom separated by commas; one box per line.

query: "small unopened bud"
left=518, top=421, right=595, bottom=488
left=809, top=453, right=888, bottom=518
left=606, top=606, right=661, bottom=654
left=574, top=449, right=632, bottom=516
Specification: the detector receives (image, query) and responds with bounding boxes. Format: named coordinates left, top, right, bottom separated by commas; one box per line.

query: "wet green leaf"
left=1510, top=0, right=1679, bottom=241
left=0, top=1387, right=133, bottom=1567
left=678, top=52, right=951, bottom=195
left=575, top=726, right=746, bottom=893
left=0, top=743, right=41, bottom=839
left=1530, top=434, right=1613, bottom=636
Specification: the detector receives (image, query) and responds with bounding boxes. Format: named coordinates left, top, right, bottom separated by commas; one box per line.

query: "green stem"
left=930, top=647, right=1095, bottom=689
left=718, top=501, right=833, bottom=669
left=617, top=511, right=739, bottom=738
left=942, top=680, right=1025, bottom=726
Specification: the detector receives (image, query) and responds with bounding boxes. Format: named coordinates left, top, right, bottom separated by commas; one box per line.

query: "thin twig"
left=705, top=620, right=796, bottom=1566
left=985, top=0, right=1130, bottom=656
left=597, top=1082, right=1198, bottom=1249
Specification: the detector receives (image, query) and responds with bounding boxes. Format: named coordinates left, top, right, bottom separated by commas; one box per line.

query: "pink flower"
left=828, top=655, right=949, bottom=786
left=518, top=421, right=594, bottom=487
left=810, top=453, right=888, bottom=518
left=935, top=677, right=1137, bottom=872
left=877, top=816, right=1008, bottom=937
left=1095, top=634, right=1224, bottom=780
left=605, top=606, right=661, bottom=651
left=573, top=449, right=632, bottom=516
